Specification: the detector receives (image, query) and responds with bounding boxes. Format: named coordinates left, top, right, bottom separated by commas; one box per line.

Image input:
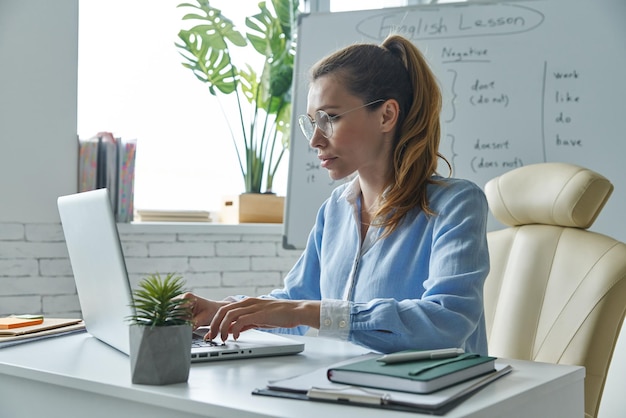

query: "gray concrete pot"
left=129, top=323, right=192, bottom=385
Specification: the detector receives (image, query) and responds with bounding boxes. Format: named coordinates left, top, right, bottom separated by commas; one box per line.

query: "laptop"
left=57, top=188, right=304, bottom=362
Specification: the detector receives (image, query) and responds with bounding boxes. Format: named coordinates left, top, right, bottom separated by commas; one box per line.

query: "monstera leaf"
left=176, top=0, right=299, bottom=194
left=176, top=2, right=246, bottom=95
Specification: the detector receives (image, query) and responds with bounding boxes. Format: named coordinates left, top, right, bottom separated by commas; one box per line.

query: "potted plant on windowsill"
left=127, top=273, right=193, bottom=385
left=176, top=0, right=300, bottom=223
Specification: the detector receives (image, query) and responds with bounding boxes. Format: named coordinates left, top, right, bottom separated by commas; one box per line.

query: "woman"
left=186, top=34, right=490, bottom=355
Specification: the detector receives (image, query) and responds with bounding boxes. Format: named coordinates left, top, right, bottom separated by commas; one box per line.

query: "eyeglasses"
left=297, top=99, right=385, bottom=142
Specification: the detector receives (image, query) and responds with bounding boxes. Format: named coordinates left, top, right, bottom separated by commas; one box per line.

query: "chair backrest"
left=483, top=162, right=626, bottom=418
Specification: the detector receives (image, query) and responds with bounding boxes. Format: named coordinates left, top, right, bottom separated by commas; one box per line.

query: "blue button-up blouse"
left=263, top=175, right=490, bottom=355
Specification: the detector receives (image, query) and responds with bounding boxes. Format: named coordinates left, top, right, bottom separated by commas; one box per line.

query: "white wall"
left=600, top=330, right=626, bottom=418
left=0, top=0, right=78, bottom=223
left=0, top=221, right=300, bottom=318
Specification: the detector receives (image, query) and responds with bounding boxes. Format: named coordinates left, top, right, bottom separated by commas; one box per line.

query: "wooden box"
left=220, top=194, right=285, bottom=224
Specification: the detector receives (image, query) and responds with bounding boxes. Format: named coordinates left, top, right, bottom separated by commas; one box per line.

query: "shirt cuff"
left=318, top=299, right=350, bottom=340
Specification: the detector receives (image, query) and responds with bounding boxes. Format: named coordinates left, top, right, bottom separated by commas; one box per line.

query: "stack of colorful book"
left=78, top=132, right=136, bottom=222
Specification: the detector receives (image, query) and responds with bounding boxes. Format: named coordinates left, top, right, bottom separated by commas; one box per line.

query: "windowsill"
left=116, top=221, right=284, bottom=235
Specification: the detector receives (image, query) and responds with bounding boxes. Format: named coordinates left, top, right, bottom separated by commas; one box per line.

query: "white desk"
left=0, top=332, right=584, bottom=418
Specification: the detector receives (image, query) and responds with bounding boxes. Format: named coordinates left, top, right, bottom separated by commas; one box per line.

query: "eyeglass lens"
left=298, top=99, right=385, bottom=142
left=298, top=111, right=331, bottom=141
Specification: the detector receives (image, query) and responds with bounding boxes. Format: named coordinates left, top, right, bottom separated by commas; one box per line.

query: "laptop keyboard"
left=192, top=337, right=226, bottom=348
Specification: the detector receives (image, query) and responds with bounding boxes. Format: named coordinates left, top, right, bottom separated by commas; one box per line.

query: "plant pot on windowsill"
left=127, top=273, right=193, bottom=385
left=220, top=193, right=285, bottom=224
left=177, top=0, right=300, bottom=223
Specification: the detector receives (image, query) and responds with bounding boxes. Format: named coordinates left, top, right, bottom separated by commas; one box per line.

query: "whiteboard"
left=283, top=0, right=626, bottom=250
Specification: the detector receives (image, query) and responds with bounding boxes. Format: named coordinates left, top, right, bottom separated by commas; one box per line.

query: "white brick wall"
left=0, top=222, right=302, bottom=318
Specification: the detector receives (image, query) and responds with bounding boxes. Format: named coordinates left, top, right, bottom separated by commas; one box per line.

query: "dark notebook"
left=327, top=352, right=496, bottom=394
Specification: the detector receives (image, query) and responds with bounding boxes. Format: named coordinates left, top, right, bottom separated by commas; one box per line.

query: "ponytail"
left=379, top=35, right=451, bottom=237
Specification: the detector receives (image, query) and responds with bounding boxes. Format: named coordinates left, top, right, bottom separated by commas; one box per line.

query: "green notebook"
left=327, top=352, right=496, bottom=394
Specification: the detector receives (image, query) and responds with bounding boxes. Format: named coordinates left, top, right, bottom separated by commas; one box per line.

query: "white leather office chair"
left=482, top=162, right=626, bottom=418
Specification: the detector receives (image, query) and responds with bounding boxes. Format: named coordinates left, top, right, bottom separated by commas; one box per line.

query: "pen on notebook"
left=377, top=348, right=465, bottom=364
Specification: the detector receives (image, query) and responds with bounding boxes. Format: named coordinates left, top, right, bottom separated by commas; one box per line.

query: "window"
left=78, top=0, right=276, bottom=212
left=330, top=0, right=407, bottom=12
left=78, top=1, right=426, bottom=213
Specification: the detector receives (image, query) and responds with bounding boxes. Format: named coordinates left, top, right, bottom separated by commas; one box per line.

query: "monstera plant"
left=176, top=0, right=299, bottom=194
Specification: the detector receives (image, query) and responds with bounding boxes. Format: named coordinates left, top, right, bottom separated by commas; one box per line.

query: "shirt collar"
left=338, top=176, right=361, bottom=206
left=337, top=176, right=392, bottom=206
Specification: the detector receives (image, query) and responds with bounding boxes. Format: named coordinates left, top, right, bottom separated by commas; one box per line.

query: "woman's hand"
left=208, top=297, right=321, bottom=342
left=181, top=292, right=228, bottom=331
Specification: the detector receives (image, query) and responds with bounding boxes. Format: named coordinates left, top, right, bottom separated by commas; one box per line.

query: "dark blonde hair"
left=310, top=34, right=450, bottom=236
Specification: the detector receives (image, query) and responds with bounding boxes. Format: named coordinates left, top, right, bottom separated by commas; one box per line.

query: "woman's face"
left=305, top=75, right=392, bottom=181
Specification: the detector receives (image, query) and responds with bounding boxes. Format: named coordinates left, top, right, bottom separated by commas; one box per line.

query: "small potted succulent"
left=127, top=273, right=193, bottom=385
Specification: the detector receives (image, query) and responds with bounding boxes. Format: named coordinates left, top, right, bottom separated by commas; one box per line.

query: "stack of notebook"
left=0, top=317, right=85, bottom=348
left=134, top=209, right=212, bottom=223
left=254, top=349, right=512, bottom=415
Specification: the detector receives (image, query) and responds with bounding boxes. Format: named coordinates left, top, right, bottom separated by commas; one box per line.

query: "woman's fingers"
left=209, top=298, right=276, bottom=341
left=211, top=302, right=257, bottom=341
left=207, top=298, right=318, bottom=341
